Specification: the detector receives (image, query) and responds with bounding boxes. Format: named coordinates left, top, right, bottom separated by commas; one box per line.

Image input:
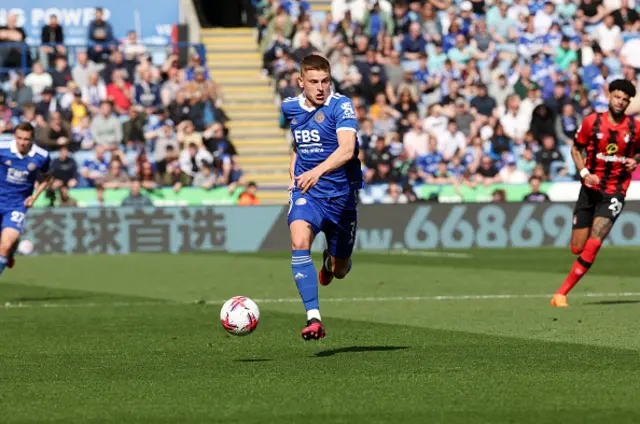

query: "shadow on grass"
left=313, top=345, right=409, bottom=358
left=585, top=300, right=640, bottom=306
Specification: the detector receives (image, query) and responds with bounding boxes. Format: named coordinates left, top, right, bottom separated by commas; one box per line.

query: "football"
left=219, top=296, right=260, bottom=336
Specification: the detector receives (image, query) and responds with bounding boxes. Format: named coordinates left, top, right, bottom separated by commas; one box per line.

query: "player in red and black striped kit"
left=551, top=79, right=640, bottom=307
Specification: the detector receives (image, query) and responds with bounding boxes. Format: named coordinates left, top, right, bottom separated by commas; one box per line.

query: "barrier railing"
left=0, top=41, right=206, bottom=75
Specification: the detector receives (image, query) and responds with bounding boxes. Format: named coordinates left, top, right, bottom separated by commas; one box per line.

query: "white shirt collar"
left=10, top=139, right=36, bottom=159
left=298, top=91, right=334, bottom=112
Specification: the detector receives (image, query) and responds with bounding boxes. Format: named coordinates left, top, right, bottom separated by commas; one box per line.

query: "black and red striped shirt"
left=574, top=111, right=640, bottom=195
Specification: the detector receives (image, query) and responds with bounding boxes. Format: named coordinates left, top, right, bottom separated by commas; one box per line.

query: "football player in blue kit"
left=281, top=54, right=363, bottom=340
left=0, top=122, right=52, bottom=274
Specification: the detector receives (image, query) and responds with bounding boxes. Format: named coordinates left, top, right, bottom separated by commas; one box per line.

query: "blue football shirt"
left=282, top=92, right=363, bottom=198
left=0, top=140, right=50, bottom=209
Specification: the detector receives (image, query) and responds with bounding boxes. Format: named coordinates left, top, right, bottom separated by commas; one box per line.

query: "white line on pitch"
left=360, top=249, right=474, bottom=259
left=2, top=292, right=640, bottom=309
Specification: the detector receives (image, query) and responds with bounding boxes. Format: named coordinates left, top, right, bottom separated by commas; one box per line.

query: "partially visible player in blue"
left=0, top=122, right=52, bottom=274
left=282, top=54, right=363, bottom=341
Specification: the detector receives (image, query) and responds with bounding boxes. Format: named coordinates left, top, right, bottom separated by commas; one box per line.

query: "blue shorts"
left=0, top=206, right=27, bottom=234
left=288, top=190, right=358, bottom=259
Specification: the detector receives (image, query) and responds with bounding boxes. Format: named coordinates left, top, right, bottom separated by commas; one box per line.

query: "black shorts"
left=573, top=186, right=625, bottom=229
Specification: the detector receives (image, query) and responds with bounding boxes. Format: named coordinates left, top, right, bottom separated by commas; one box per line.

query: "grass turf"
left=1, top=248, right=640, bottom=423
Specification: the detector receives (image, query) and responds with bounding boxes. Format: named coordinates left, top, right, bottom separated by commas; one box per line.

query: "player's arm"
left=572, top=117, right=600, bottom=188
left=294, top=129, right=356, bottom=194
left=25, top=174, right=53, bottom=208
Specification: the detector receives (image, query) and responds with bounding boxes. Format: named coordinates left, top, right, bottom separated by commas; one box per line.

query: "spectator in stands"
left=185, top=53, right=211, bottom=81
left=536, top=134, right=564, bottom=176
left=192, top=161, right=217, bottom=189
left=122, top=106, right=146, bottom=149
left=101, top=158, right=131, bottom=189
left=40, top=14, right=65, bottom=68
left=381, top=182, right=409, bottom=204
left=498, top=155, right=529, bottom=184
left=164, top=159, right=191, bottom=192
left=106, top=69, right=132, bottom=115
left=492, top=188, right=506, bottom=203
left=91, top=100, right=123, bottom=151
left=137, top=160, right=162, bottom=190
left=81, top=144, right=109, bottom=187
left=57, top=185, right=78, bottom=207
left=168, top=91, right=193, bottom=126
left=72, top=50, right=102, bottom=90
left=177, top=120, right=204, bottom=149
left=0, top=13, right=28, bottom=69
left=238, top=181, right=260, bottom=206
left=39, top=111, right=72, bottom=151
left=556, top=103, right=582, bottom=146
left=82, top=72, right=107, bottom=115
left=87, top=7, right=116, bottom=63
left=51, top=145, right=78, bottom=190
left=121, top=178, right=153, bottom=207
left=7, top=72, right=34, bottom=111
left=69, top=88, right=88, bottom=129
left=102, top=50, right=134, bottom=84
left=403, top=114, right=429, bottom=159
left=24, top=62, right=53, bottom=103
left=476, top=156, right=500, bottom=186
left=121, top=30, right=146, bottom=61
left=523, top=176, right=550, bottom=202
left=35, top=87, right=58, bottom=121
left=134, top=69, right=161, bottom=114
left=436, top=119, right=466, bottom=161
left=179, top=142, right=214, bottom=180
left=51, top=55, right=73, bottom=96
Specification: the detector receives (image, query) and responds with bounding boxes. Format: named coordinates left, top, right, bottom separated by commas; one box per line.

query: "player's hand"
left=294, top=169, right=322, bottom=194
left=625, top=157, right=637, bottom=171
left=584, top=173, right=600, bottom=188
left=24, top=196, right=34, bottom=208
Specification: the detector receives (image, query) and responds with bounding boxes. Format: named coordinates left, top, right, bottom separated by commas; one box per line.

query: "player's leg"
left=552, top=187, right=595, bottom=307
left=288, top=192, right=325, bottom=340
left=0, top=228, right=21, bottom=276
left=554, top=193, right=622, bottom=306
left=319, top=195, right=357, bottom=285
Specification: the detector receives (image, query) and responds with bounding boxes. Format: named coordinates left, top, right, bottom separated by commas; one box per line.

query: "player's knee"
left=571, top=245, right=584, bottom=255
left=290, top=221, right=313, bottom=250
left=334, top=267, right=349, bottom=279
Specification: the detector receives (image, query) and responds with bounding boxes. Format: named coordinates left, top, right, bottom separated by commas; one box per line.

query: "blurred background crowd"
left=0, top=7, right=261, bottom=207
left=3, top=0, right=640, bottom=206
left=257, top=0, right=640, bottom=203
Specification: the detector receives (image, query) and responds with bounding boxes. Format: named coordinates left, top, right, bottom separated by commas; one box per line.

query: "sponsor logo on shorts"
left=295, top=198, right=307, bottom=206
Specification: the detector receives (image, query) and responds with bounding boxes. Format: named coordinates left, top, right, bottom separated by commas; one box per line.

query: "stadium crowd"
left=0, top=8, right=259, bottom=207
left=257, top=0, right=640, bottom=202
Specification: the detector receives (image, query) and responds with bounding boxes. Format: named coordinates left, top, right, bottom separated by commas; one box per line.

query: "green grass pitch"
left=1, top=248, right=640, bottom=423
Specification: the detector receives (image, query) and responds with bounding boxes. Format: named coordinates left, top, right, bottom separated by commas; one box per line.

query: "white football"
left=220, top=296, right=260, bottom=336
left=17, top=239, right=34, bottom=255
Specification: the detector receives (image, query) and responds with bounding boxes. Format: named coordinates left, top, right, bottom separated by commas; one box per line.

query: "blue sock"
left=292, top=250, right=319, bottom=316
left=0, top=255, right=6, bottom=276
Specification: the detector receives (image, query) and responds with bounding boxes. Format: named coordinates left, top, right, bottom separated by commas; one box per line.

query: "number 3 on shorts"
left=609, top=198, right=623, bottom=218
left=10, top=211, right=25, bottom=225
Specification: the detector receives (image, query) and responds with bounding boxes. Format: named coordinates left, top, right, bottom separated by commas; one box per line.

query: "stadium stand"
left=255, top=0, right=640, bottom=204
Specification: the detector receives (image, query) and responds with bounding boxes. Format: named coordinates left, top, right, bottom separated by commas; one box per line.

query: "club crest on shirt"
left=4, top=160, right=10, bottom=166
left=624, top=133, right=631, bottom=144
left=596, top=132, right=603, bottom=139
left=314, top=111, right=325, bottom=123
left=291, top=118, right=297, bottom=125
left=27, top=163, right=36, bottom=171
